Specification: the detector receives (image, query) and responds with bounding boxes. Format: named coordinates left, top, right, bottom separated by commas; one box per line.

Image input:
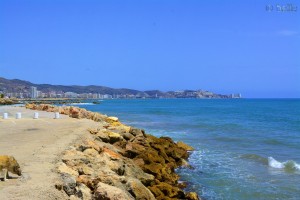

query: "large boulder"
left=61, top=173, right=77, bottom=196
left=177, top=141, right=194, bottom=151
left=76, top=183, right=92, bottom=200
left=57, top=162, right=79, bottom=177
left=94, top=182, right=134, bottom=200
left=126, top=178, right=156, bottom=200
left=185, top=192, right=200, bottom=200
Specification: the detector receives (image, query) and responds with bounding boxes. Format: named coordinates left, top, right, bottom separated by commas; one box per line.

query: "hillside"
left=0, top=77, right=235, bottom=98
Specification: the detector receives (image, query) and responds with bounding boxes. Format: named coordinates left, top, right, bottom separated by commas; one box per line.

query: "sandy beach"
left=0, top=105, right=100, bottom=199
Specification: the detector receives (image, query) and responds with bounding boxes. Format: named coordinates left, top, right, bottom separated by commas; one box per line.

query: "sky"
left=0, top=0, right=299, bottom=98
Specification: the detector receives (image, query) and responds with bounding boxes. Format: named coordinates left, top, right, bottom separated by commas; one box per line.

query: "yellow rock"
left=57, top=162, right=79, bottom=177
left=105, top=116, right=119, bottom=124
left=177, top=141, right=194, bottom=151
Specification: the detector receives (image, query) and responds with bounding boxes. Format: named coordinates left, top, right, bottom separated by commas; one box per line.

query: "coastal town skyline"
left=0, top=76, right=241, bottom=99
left=1, top=0, right=299, bottom=98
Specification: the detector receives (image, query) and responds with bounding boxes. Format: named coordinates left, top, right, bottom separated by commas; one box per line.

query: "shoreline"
left=0, top=104, right=200, bottom=200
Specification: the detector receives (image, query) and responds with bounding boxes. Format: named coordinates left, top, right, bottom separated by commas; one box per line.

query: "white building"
left=30, top=86, right=37, bottom=99
left=65, top=92, right=78, bottom=98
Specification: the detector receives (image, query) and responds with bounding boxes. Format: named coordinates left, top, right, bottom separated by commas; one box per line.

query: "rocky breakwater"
left=25, top=103, right=200, bottom=200
left=0, top=97, right=19, bottom=105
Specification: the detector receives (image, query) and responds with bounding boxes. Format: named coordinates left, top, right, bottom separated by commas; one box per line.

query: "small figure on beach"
left=0, top=155, right=22, bottom=181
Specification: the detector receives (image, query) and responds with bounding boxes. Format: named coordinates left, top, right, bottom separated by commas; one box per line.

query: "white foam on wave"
left=268, top=157, right=300, bottom=171
left=268, top=157, right=284, bottom=168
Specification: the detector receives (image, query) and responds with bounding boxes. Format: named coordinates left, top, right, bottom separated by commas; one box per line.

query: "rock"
left=126, top=178, right=156, bottom=200
left=125, top=142, right=146, bottom=158
left=106, top=131, right=123, bottom=143
left=133, top=158, right=145, bottom=167
left=177, top=141, right=194, bottom=151
left=55, top=182, right=63, bottom=191
left=165, top=145, right=188, bottom=161
left=83, top=148, right=99, bottom=157
left=178, top=181, right=188, bottom=189
left=78, top=139, right=103, bottom=153
left=89, top=112, right=106, bottom=122
left=155, top=182, right=185, bottom=198
left=118, top=124, right=131, bottom=133
left=97, top=130, right=123, bottom=144
left=61, top=173, right=77, bottom=196
left=140, top=150, right=165, bottom=164
left=94, top=182, right=134, bottom=200
left=179, top=158, right=193, bottom=168
left=185, top=192, right=200, bottom=200
left=124, top=163, right=154, bottom=186
left=57, top=162, right=79, bottom=177
left=107, top=160, right=125, bottom=176
left=122, top=132, right=134, bottom=140
left=69, top=107, right=80, bottom=118
left=88, top=128, right=98, bottom=135
left=95, top=131, right=110, bottom=143
left=61, top=149, right=86, bottom=167
left=106, top=116, right=119, bottom=122
left=77, top=164, right=94, bottom=175
left=129, top=128, right=145, bottom=137
left=103, top=147, right=122, bottom=160
left=94, top=169, right=125, bottom=188
left=105, top=116, right=122, bottom=126
left=148, top=185, right=164, bottom=198
left=76, top=175, right=94, bottom=189
left=76, top=183, right=92, bottom=200
left=69, top=195, right=80, bottom=200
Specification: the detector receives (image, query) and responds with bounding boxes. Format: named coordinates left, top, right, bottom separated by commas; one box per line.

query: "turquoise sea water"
left=77, top=99, right=300, bottom=200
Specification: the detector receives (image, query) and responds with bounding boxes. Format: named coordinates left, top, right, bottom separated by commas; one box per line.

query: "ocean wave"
left=240, top=154, right=300, bottom=172
left=268, top=157, right=300, bottom=172
left=263, top=139, right=285, bottom=145
left=240, top=154, right=268, bottom=165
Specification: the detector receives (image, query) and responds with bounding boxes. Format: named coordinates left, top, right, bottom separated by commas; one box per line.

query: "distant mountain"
left=0, top=77, right=141, bottom=95
left=0, top=77, right=236, bottom=98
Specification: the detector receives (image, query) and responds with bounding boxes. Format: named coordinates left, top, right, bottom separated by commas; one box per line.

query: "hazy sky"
left=0, top=0, right=299, bottom=97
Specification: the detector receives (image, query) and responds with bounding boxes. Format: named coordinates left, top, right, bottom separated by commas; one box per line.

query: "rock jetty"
left=0, top=98, right=19, bottom=105
left=25, top=104, right=200, bottom=200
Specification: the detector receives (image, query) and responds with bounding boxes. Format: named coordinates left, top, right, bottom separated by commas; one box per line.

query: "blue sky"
left=0, top=0, right=299, bottom=97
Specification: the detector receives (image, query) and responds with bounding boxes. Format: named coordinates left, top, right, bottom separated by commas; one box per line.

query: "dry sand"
left=0, top=105, right=101, bottom=199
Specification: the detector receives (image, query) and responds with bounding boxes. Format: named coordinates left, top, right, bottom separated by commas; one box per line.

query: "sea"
left=76, top=99, right=300, bottom=200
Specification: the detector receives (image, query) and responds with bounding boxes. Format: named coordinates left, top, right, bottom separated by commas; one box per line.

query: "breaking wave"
left=240, top=154, right=300, bottom=172
left=240, top=154, right=268, bottom=165
left=268, top=157, right=300, bottom=172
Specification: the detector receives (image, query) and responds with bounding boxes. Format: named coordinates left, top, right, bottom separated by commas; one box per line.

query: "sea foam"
left=268, top=157, right=300, bottom=171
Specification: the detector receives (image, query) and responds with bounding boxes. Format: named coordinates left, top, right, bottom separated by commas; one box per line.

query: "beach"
left=0, top=105, right=198, bottom=200
left=0, top=106, right=101, bottom=199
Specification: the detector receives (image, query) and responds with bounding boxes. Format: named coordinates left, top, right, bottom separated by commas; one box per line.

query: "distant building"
left=30, top=86, right=37, bottom=98
left=65, top=92, right=78, bottom=98
left=103, top=94, right=112, bottom=99
left=231, top=93, right=242, bottom=98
